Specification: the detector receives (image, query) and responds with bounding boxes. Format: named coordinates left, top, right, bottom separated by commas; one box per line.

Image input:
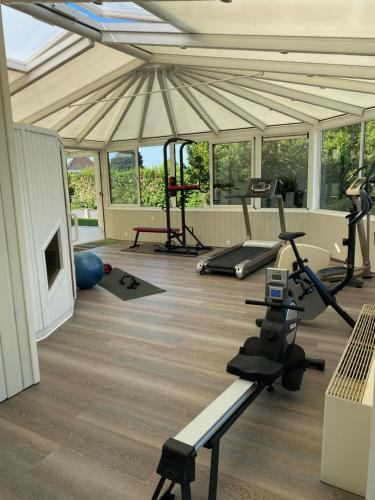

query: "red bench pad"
left=133, top=227, right=180, bottom=234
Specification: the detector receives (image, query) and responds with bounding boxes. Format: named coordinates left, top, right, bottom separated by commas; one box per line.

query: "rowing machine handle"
left=245, top=299, right=305, bottom=312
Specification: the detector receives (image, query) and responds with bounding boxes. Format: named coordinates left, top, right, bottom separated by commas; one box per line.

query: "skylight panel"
left=76, top=2, right=162, bottom=22
left=2, top=6, right=64, bottom=62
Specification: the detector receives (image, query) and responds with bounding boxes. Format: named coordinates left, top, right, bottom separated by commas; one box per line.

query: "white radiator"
left=321, top=304, right=375, bottom=497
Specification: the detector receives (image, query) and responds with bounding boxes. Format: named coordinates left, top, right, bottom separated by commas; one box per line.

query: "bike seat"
left=227, top=353, right=284, bottom=385
left=279, top=231, right=306, bottom=242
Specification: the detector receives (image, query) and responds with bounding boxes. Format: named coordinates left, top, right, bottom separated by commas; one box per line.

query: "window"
left=139, top=145, right=166, bottom=207
left=320, top=124, right=361, bottom=211
left=363, top=120, right=375, bottom=214
left=261, top=137, right=308, bottom=208
left=108, top=151, right=137, bottom=205
left=45, top=230, right=61, bottom=289
left=176, top=142, right=210, bottom=208
left=213, top=141, right=252, bottom=205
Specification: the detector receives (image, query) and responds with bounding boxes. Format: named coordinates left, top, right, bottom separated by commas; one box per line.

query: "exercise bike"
left=151, top=268, right=324, bottom=500
left=284, top=175, right=372, bottom=328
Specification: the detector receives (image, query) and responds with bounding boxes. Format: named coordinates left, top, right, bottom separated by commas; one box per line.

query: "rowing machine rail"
left=152, top=379, right=265, bottom=500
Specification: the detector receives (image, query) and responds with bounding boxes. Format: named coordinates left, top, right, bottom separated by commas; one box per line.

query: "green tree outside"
left=261, top=137, right=308, bottom=208
left=320, top=124, right=361, bottom=211
left=68, top=168, right=97, bottom=210
left=213, top=141, right=252, bottom=205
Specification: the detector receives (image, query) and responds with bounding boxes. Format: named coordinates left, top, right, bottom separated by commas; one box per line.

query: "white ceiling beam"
left=184, top=68, right=364, bottom=116
left=137, top=71, right=155, bottom=142
left=105, top=74, right=147, bottom=146
left=6, top=34, right=81, bottom=72
left=52, top=79, right=124, bottom=132
left=6, top=58, right=26, bottom=72
left=76, top=75, right=139, bottom=143
left=166, top=72, right=219, bottom=135
left=134, top=1, right=189, bottom=33
left=151, top=53, right=375, bottom=80
left=21, top=59, right=145, bottom=124
left=12, top=3, right=151, bottom=61
left=177, top=72, right=266, bottom=131
left=26, top=33, right=82, bottom=70
left=157, top=70, right=177, bottom=136
left=10, top=38, right=94, bottom=96
left=103, top=32, right=375, bottom=57
left=179, top=70, right=318, bottom=125
left=194, top=67, right=375, bottom=96
left=259, top=73, right=375, bottom=96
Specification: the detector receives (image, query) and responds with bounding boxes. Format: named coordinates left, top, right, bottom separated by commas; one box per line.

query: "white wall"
left=104, top=206, right=309, bottom=247
left=13, top=123, right=75, bottom=341
left=367, top=371, right=375, bottom=499
left=0, top=6, right=39, bottom=401
left=103, top=205, right=374, bottom=269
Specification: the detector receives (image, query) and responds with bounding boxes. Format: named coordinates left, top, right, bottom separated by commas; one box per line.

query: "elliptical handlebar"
left=349, top=189, right=372, bottom=227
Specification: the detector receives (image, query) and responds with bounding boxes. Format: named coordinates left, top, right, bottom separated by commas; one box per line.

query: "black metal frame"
left=156, top=137, right=211, bottom=256
left=151, top=383, right=265, bottom=500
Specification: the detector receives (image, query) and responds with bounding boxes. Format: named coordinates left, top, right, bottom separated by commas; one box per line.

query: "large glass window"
left=139, top=146, right=165, bottom=207
left=320, top=124, right=361, bottom=211
left=363, top=120, right=375, bottom=214
left=176, top=142, right=210, bottom=208
left=213, top=141, right=252, bottom=205
left=108, top=151, right=137, bottom=205
left=261, top=137, right=308, bottom=208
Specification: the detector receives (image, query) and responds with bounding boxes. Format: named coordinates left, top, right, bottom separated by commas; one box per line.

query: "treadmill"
left=197, top=178, right=286, bottom=279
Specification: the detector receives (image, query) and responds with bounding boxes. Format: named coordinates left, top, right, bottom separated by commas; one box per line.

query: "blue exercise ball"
left=74, top=251, right=104, bottom=289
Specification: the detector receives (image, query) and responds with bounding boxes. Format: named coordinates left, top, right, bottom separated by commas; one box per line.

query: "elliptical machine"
left=318, top=163, right=375, bottom=288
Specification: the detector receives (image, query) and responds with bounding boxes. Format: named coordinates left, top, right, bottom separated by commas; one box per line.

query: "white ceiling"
left=4, top=0, right=375, bottom=147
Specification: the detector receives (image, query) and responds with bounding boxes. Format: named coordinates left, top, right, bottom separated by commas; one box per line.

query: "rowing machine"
left=151, top=268, right=325, bottom=500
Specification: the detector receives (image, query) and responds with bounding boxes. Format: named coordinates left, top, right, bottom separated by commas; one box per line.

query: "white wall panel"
left=366, top=371, right=375, bottom=499
left=13, top=124, right=75, bottom=340
left=103, top=206, right=375, bottom=270
left=104, top=207, right=309, bottom=247
left=0, top=6, right=39, bottom=401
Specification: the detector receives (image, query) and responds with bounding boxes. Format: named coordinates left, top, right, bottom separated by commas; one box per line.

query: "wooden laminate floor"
left=0, top=242, right=372, bottom=500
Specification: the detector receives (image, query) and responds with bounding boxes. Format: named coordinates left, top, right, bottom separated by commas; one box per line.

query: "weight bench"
left=131, top=227, right=181, bottom=248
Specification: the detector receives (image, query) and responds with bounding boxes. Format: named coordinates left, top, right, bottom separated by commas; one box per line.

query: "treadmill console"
left=248, top=178, right=277, bottom=198
left=266, top=268, right=289, bottom=302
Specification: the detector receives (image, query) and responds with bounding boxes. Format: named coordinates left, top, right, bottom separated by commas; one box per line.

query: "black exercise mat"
left=122, top=241, right=212, bottom=257
left=99, top=267, right=165, bottom=301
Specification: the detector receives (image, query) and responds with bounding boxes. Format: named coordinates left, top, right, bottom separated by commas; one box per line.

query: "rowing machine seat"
left=279, top=231, right=306, bottom=242
left=227, top=353, right=284, bottom=385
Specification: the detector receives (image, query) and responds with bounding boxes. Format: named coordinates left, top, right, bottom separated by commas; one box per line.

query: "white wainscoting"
left=103, top=206, right=375, bottom=269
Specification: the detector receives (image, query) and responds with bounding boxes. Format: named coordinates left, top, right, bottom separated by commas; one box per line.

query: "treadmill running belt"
left=207, top=246, right=268, bottom=270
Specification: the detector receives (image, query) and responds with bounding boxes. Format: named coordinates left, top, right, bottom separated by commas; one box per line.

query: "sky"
left=140, top=145, right=188, bottom=168
left=2, top=3, right=142, bottom=61
left=2, top=6, right=63, bottom=61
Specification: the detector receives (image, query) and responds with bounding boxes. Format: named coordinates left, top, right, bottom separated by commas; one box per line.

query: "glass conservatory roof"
left=68, top=2, right=162, bottom=23
left=3, top=6, right=65, bottom=63
left=4, top=0, right=375, bottom=146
